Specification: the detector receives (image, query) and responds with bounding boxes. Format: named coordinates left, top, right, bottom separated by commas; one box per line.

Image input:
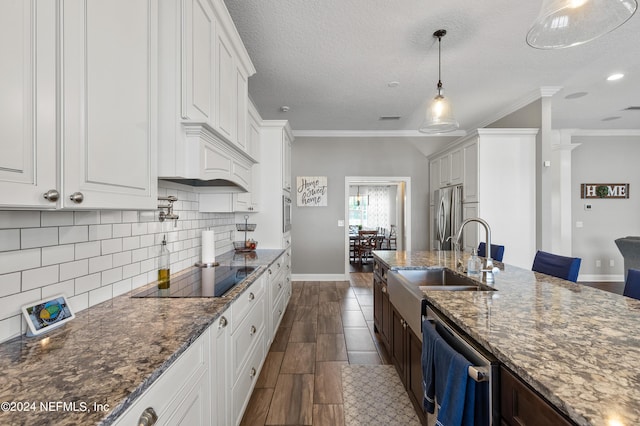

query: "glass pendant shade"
left=526, top=0, right=638, bottom=49
left=419, top=90, right=459, bottom=134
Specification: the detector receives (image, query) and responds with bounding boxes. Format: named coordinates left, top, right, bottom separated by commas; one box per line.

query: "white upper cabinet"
left=61, top=0, right=158, bottom=210
left=158, top=0, right=256, bottom=189
left=0, top=1, right=57, bottom=209
left=0, top=0, right=158, bottom=210
left=282, top=131, right=292, bottom=193
left=437, top=147, right=463, bottom=188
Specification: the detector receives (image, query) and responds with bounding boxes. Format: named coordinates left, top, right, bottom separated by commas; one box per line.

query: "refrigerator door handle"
left=437, top=196, right=446, bottom=246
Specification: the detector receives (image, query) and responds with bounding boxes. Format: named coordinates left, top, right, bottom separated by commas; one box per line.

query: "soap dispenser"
left=467, top=248, right=482, bottom=278
left=158, top=235, right=170, bottom=289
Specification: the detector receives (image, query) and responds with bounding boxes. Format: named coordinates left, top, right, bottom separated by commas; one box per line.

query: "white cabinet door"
left=0, top=1, right=57, bottom=209
left=216, top=28, right=236, bottom=143
left=429, top=159, right=439, bottom=205
left=462, top=203, right=479, bottom=252
left=211, top=313, right=231, bottom=426
left=282, top=131, right=292, bottom=192
left=61, top=0, right=157, bottom=210
left=450, top=147, right=463, bottom=185
left=183, top=0, right=216, bottom=123
left=235, top=67, right=248, bottom=151
left=463, top=140, right=479, bottom=202
left=439, top=154, right=451, bottom=187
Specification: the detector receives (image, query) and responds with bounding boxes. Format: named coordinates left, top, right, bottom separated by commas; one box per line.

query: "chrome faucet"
left=454, top=217, right=495, bottom=284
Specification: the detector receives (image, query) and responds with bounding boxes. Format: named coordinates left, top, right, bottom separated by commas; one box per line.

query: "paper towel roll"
left=202, top=230, right=215, bottom=264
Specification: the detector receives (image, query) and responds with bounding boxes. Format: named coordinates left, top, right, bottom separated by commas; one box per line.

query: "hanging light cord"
left=435, top=30, right=445, bottom=96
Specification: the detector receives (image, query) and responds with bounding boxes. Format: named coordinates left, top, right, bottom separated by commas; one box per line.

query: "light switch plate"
left=338, top=220, right=344, bottom=227
left=576, top=221, right=583, bottom=228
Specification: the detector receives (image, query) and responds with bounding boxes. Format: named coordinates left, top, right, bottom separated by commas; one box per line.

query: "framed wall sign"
left=581, top=183, right=629, bottom=199
left=296, top=176, right=328, bottom=206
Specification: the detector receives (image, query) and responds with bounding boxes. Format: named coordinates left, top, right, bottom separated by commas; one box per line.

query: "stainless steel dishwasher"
left=422, top=299, right=500, bottom=425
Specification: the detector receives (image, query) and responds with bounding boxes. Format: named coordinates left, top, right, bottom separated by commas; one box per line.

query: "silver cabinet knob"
left=219, top=316, right=228, bottom=328
left=278, top=282, right=282, bottom=289
left=138, top=407, right=158, bottom=426
left=250, top=325, right=256, bottom=336
left=250, top=367, right=256, bottom=378
left=248, top=292, right=255, bottom=301
left=69, top=192, right=84, bottom=203
left=43, top=189, right=60, bottom=202
left=277, top=263, right=281, bottom=268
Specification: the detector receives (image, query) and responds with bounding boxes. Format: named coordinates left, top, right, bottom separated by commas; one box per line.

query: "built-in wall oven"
left=422, top=300, right=500, bottom=425
left=283, top=193, right=292, bottom=232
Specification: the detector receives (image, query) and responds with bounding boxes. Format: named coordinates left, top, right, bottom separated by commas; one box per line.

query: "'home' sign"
left=580, top=183, right=629, bottom=199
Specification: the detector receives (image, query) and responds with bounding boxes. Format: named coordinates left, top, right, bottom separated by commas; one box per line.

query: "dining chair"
left=357, top=230, right=379, bottom=264
left=531, top=250, right=582, bottom=282
left=477, top=242, right=505, bottom=262
left=623, top=269, right=640, bottom=300
left=386, top=225, right=397, bottom=250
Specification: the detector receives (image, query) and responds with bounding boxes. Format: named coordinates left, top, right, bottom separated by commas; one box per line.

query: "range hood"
left=158, top=123, right=257, bottom=192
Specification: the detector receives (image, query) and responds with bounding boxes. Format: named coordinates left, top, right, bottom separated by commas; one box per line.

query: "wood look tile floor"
left=240, top=272, right=391, bottom=426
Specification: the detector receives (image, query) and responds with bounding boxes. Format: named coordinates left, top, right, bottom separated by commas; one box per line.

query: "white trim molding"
left=578, top=274, right=625, bottom=283
left=292, top=129, right=466, bottom=138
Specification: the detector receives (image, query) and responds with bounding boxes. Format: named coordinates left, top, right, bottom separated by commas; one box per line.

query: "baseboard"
left=578, top=274, right=624, bottom=282
left=291, top=274, right=349, bottom=282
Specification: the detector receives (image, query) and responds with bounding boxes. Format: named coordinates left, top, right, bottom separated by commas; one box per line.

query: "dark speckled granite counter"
left=0, top=249, right=284, bottom=426
left=374, top=250, right=640, bottom=426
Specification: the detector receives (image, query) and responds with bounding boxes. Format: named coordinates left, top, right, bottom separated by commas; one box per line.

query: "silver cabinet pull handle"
left=250, top=367, right=256, bottom=378
left=268, top=269, right=272, bottom=275
left=250, top=325, right=256, bottom=336
left=277, top=262, right=281, bottom=268
left=219, top=316, right=228, bottom=328
left=138, top=407, right=158, bottom=426
left=69, top=192, right=84, bottom=203
left=248, top=292, right=255, bottom=301
left=43, top=189, right=59, bottom=202
left=278, top=282, right=282, bottom=289
left=278, top=309, right=282, bottom=316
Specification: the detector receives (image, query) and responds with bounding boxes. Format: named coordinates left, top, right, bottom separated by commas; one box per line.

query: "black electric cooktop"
left=131, top=265, right=256, bottom=298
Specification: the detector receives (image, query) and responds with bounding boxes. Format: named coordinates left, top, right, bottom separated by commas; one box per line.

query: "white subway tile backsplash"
left=42, top=244, right=75, bottom=266
left=0, top=230, right=20, bottom=252
left=0, top=211, right=40, bottom=229
left=22, top=265, right=59, bottom=291
left=74, top=241, right=101, bottom=260
left=59, top=259, right=89, bottom=281
left=100, top=211, right=122, bottom=224
left=101, top=238, right=123, bottom=255
left=89, top=255, right=113, bottom=274
left=75, top=273, right=102, bottom=293
left=89, top=285, right=112, bottom=307
left=0, top=249, right=40, bottom=275
left=59, top=225, right=89, bottom=244
left=89, top=224, right=113, bottom=241
left=113, top=223, right=132, bottom=238
left=0, top=182, right=236, bottom=343
left=41, top=211, right=74, bottom=227
left=21, top=227, right=59, bottom=249
left=0, top=273, right=21, bottom=298
left=74, top=211, right=100, bottom=225
left=41, top=279, right=75, bottom=299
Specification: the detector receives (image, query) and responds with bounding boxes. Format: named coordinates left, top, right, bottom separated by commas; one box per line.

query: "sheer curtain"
left=367, top=186, right=390, bottom=230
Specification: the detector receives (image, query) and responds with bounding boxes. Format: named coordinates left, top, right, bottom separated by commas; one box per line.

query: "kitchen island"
left=0, top=249, right=286, bottom=425
left=373, top=250, right=640, bottom=426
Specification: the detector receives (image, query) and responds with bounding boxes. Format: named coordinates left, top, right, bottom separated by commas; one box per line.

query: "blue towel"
left=422, top=318, right=440, bottom=413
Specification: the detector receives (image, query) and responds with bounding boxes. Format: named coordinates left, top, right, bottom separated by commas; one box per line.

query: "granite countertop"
left=374, top=250, right=640, bottom=426
left=0, top=249, right=284, bottom=426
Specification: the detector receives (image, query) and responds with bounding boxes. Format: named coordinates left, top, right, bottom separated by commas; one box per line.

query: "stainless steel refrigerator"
left=433, top=185, right=463, bottom=250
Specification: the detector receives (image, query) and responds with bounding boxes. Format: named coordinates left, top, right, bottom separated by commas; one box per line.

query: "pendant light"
left=526, top=0, right=638, bottom=49
left=419, top=29, right=459, bottom=134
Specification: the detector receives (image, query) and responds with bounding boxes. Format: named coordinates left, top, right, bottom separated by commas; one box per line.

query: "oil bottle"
left=158, top=235, right=170, bottom=289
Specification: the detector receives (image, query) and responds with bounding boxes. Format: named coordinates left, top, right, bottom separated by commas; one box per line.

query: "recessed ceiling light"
left=601, top=116, right=621, bottom=121
left=607, top=73, right=624, bottom=81
left=565, top=92, right=588, bottom=99
left=280, top=106, right=290, bottom=112
left=387, top=81, right=400, bottom=88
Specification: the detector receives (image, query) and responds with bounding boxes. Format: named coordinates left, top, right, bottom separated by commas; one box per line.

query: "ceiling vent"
left=379, top=116, right=401, bottom=121
left=623, top=106, right=640, bottom=111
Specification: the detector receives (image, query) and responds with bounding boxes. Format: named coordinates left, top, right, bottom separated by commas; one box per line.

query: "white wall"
left=0, top=182, right=236, bottom=343
left=571, top=135, right=640, bottom=280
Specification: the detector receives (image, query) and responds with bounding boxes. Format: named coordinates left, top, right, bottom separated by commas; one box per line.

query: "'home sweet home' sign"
left=296, top=176, right=328, bottom=206
left=580, top=183, right=629, bottom=199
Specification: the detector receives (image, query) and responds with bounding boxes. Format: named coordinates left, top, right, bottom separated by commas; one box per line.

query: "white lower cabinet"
left=211, top=312, right=231, bottom=426
left=112, top=332, right=210, bottom=426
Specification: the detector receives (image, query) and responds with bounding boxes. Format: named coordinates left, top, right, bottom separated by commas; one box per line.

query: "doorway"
left=344, top=176, right=411, bottom=274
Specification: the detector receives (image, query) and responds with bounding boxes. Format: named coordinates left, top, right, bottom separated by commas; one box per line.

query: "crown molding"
left=292, top=129, right=467, bottom=138
left=570, top=129, right=640, bottom=137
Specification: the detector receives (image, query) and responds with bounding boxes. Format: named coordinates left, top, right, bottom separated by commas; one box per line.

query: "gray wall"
left=291, top=137, right=430, bottom=275
left=571, top=135, right=640, bottom=277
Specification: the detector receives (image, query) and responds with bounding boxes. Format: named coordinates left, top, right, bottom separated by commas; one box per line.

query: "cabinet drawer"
left=232, top=294, right=265, bottom=381
left=268, top=255, right=285, bottom=278
left=113, top=333, right=208, bottom=425
left=270, top=271, right=285, bottom=308
left=231, top=276, right=265, bottom=332
left=232, top=329, right=266, bottom=424
left=271, top=291, right=286, bottom=335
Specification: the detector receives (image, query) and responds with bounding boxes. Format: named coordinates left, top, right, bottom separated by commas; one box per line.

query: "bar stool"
left=531, top=250, right=581, bottom=282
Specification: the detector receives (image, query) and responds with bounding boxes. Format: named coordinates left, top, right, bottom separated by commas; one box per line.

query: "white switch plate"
left=576, top=221, right=583, bottom=228
left=610, top=259, right=615, bottom=267
left=338, top=220, right=344, bottom=227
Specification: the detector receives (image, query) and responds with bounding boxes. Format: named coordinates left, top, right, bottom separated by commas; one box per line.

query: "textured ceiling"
left=224, top=0, right=640, bottom=136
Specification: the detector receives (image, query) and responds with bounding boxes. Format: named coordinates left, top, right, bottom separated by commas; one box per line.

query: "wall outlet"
left=610, top=259, right=615, bottom=267
left=596, top=260, right=601, bottom=268
left=576, top=221, right=583, bottom=228
left=338, top=220, right=345, bottom=227
left=584, top=204, right=592, bottom=211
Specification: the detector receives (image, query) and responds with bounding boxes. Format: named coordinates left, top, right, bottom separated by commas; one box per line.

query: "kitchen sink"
left=387, top=268, right=496, bottom=340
